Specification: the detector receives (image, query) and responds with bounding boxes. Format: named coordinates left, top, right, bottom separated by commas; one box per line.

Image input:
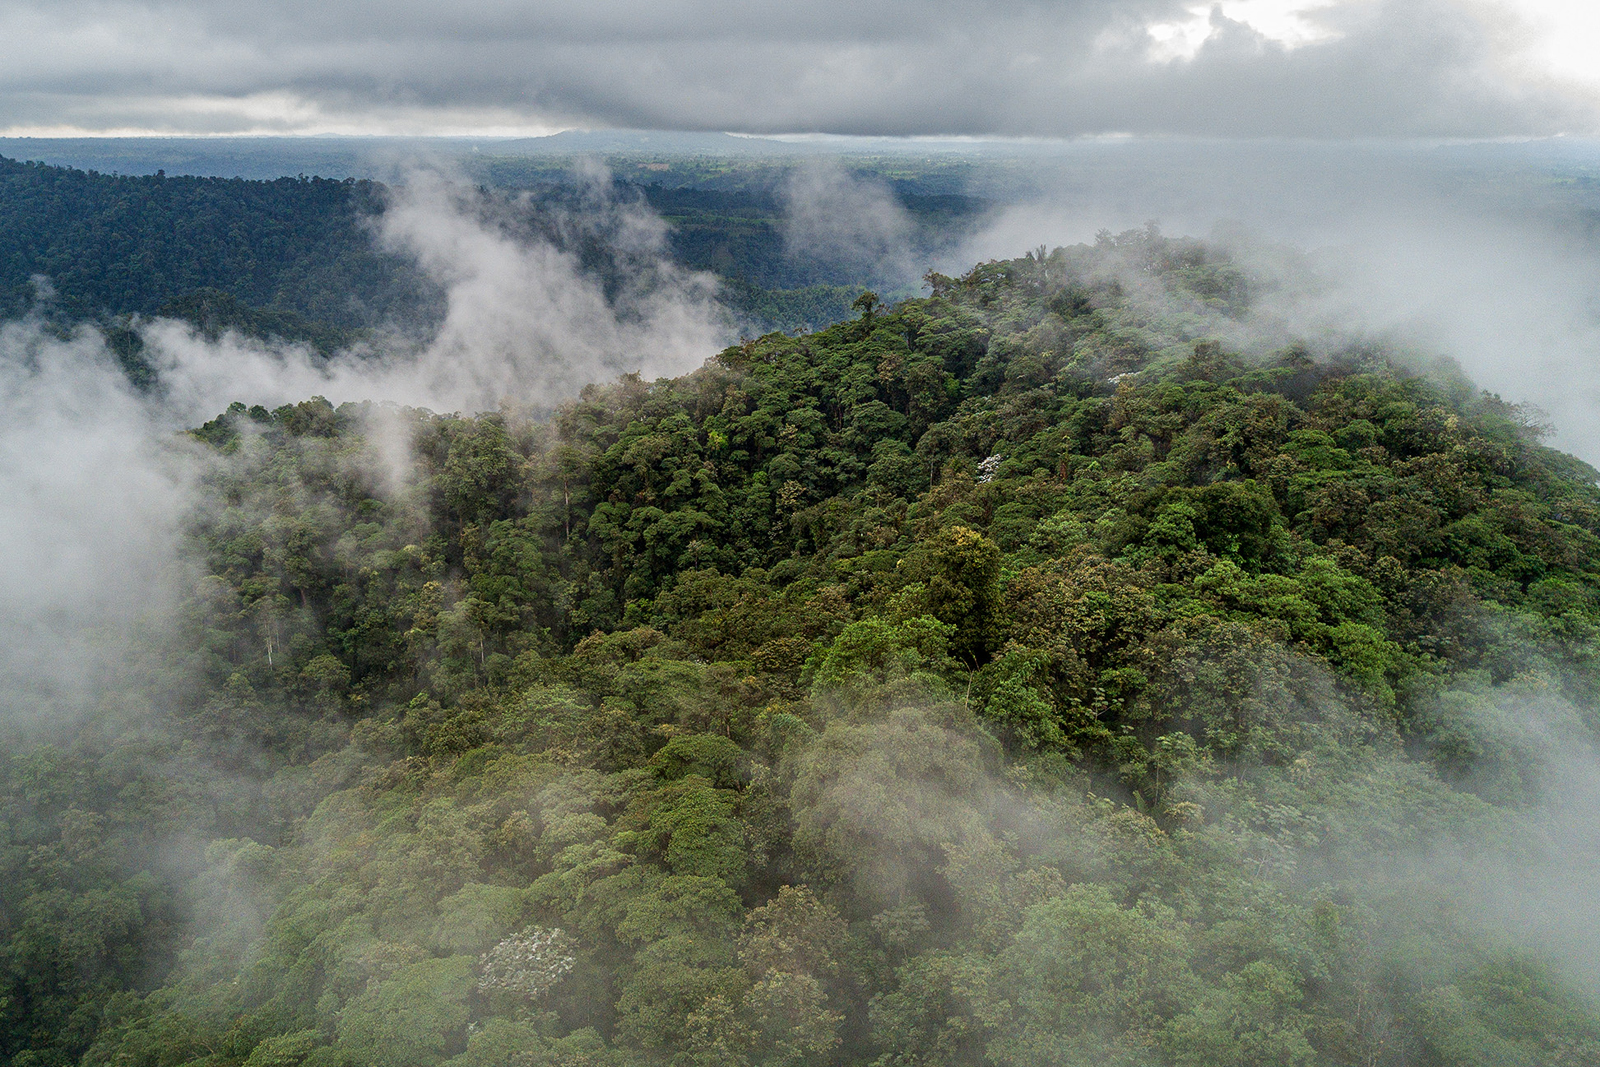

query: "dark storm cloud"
left=0, top=0, right=1593, bottom=137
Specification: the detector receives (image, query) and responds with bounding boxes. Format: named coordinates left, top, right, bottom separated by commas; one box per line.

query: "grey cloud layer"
left=0, top=0, right=1593, bottom=137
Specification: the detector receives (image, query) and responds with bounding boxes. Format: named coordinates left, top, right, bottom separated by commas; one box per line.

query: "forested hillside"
left=0, top=156, right=985, bottom=340
left=0, top=157, right=437, bottom=340
left=6, top=229, right=1600, bottom=1066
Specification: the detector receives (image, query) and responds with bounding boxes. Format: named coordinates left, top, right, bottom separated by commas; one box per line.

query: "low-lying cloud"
left=0, top=167, right=728, bottom=724
left=382, top=168, right=726, bottom=404
left=779, top=162, right=917, bottom=288
left=141, top=167, right=726, bottom=417
left=0, top=320, right=193, bottom=724
left=941, top=140, right=1600, bottom=466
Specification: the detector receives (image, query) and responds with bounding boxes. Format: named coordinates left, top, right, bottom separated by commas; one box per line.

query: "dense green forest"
left=0, top=156, right=985, bottom=340
left=7, top=227, right=1600, bottom=1067
left=0, top=157, right=439, bottom=337
left=639, top=184, right=985, bottom=290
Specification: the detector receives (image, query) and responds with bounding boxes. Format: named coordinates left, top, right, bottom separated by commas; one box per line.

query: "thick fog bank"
left=0, top=321, right=193, bottom=724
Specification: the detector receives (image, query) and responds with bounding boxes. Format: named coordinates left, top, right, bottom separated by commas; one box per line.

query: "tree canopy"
left=5, top=228, right=1600, bottom=1066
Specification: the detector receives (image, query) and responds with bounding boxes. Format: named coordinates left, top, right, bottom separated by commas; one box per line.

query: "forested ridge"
left=7, top=229, right=1600, bottom=1067
left=0, top=155, right=982, bottom=341
left=0, top=157, right=436, bottom=339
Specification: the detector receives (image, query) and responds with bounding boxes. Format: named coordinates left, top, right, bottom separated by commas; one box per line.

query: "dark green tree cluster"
left=6, top=229, right=1600, bottom=1066
left=0, top=156, right=441, bottom=342
left=0, top=156, right=984, bottom=345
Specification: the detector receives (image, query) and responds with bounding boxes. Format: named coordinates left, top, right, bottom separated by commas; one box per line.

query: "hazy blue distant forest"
left=0, top=152, right=988, bottom=345
left=11, top=144, right=1600, bottom=1067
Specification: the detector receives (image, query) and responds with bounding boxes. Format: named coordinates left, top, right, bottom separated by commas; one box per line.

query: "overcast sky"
left=0, top=0, right=1595, bottom=139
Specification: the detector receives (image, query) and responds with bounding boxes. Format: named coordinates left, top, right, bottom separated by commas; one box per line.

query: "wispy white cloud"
left=0, top=166, right=728, bottom=723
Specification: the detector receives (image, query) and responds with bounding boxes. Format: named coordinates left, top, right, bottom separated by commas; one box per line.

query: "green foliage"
left=0, top=156, right=437, bottom=340
left=0, top=157, right=990, bottom=344
left=989, top=885, right=1193, bottom=1067
left=12, top=230, right=1600, bottom=1067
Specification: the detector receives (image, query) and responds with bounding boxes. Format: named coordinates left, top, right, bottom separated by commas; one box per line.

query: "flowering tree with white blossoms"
left=477, top=927, right=577, bottom=1000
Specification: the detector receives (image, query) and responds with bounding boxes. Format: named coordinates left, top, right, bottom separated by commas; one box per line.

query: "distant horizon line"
left=1, top=130, right=1597, bottom=149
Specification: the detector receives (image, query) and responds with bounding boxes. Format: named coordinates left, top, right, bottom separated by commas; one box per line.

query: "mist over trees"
left=0, top=155, right=990, bottom=345
left=5, top=224, right=1600, bottom=1066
